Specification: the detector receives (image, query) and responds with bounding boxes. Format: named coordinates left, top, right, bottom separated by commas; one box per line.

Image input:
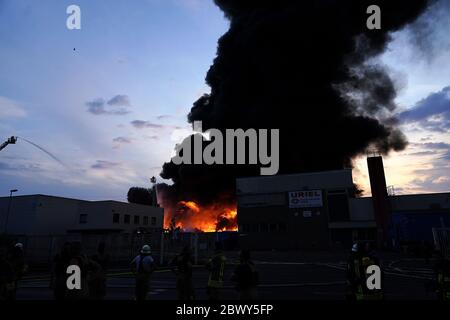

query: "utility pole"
left=4, top=189, right=18, bottom=234
left=151, top=176, right=165, bottom=265
left=150, top=176, right=159, bottom=207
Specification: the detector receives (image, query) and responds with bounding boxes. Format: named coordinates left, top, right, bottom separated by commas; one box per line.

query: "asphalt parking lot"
left=15, top=251, right=439, bottom=300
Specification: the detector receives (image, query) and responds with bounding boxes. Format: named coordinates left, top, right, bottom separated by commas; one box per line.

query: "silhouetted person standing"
left=66, top=242, right=94, bottom=300
left=10, top=243, right=27, bottom=300
left=89, top=242, right=110, bottom=300
left=52, top=242, right=71, bottom=300
left=0, top=244, right=15, bottom=301
left=346, top=243, right=361, bottom=300
left=206, top=242, right=226, bottom=301
left=131, top=245, right=155, bottom=300
left=171, top=246, right=195, bottom=300
left=350, top=242, right=383, bottom=301
left=231, top=250, right=259, bottom=300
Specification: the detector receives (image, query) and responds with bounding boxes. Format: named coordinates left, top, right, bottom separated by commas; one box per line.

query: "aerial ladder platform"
left=0, top=136, right=17, bottom=152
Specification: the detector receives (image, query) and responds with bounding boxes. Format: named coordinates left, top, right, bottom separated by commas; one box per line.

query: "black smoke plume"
left=159, top=0, right=431, bottom=217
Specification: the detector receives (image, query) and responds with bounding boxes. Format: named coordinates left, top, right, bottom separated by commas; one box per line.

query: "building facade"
left=390, top=193, right=450, bottom=244
left=236, top=169, right=360, bottom=249
left=236, top=165, right=450, bottom=250
left=0, top=194, right=164, bottom=236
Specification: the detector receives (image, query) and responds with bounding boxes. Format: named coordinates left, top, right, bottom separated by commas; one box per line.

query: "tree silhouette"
left=127, top=187, right=155, bottom=206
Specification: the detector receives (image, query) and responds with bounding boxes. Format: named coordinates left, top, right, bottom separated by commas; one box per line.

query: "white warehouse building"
left=0, top=194, right=164, bottom=236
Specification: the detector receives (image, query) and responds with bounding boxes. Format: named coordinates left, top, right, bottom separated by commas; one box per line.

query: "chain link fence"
left=15, top=231, right=162, bottom=268
left=432, top=228, right=450, bottom=258
left=13, top=231, right=238, bottom=269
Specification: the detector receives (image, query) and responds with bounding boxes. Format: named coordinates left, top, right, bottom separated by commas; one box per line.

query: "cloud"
left=144, top=135, right=159, bottom=140
left=432, top=176, right=449, bottom=184
left=407, top=151, right=437, bottom=156
left=0, top=96, right=27, bottom=118
left=113, top=137, right=132, bottom=144
left=91, top=160, right=121, bottom=170
left=409, top=141, right=450, bottom=160
left=408, top=169, right=450, bottom=193
left=0, top=162, right=14, bottom=170
left=131, top=120, right=183, bottom=132
left=408, top=141, right=450, bottom=193
left=396, top=137, right=450, bottom=193
left=157, top=115, right=172, bottom=120
left=441, top=150, right=450, bottom=161
left=112, top=136, right=133, bottom=149
left=107, top=95, right=131, bottom=107
left=398, top=86, right=450, bottom=132
left=86, top=98, right=106, bottom=114
left=416, top=142, right=450, bottom=150
left=131, top=120, right=164, bottom=129
left=86, top=95, right=131, bottom=115
left=404, top=0, right=450, bottom=62
left=0, top=161, right=42, bottom=172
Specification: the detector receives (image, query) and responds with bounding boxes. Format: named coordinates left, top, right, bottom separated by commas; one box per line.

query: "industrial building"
left=0, top=194, right=164, bottom=236
left=391, top=193, right=450, bottom=245
left=236, top=156, right=450, bottom=250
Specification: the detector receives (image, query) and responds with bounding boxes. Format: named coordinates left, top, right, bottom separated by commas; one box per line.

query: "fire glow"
left=164, top=200, right=238, bottom=233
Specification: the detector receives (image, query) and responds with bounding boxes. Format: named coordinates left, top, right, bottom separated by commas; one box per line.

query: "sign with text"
left=288, top=190, right=323, bottom=208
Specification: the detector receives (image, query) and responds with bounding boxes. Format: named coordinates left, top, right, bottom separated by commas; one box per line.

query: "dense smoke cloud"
left=159, top=0, right=431, bottom=212
left=405, top=0, right=450, bottom=61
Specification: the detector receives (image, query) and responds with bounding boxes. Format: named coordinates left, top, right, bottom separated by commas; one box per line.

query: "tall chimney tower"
left=367, top=155, right=390, bottom=247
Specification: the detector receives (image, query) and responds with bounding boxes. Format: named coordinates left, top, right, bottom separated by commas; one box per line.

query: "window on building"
left=134, top=215, right=140, bottom=225
left=241, top=224, right=250, bottom=233
left=251, top=224, right=259, bottom=233
left=430, top=203, right=441, bottom=210
left=143, top=216, right=149, bottom=225
left=124, top=215, right=130, bottom=224
left=260, top=223, right=269, bottom=233
left=151, top=217, right=157, bottom=226
left=79, top=214, right=88, bottom=224
left=327, top=189, right=346, bottom=195
left=269, top=223, right=277, bottom=232
left=113, top=213, right=120, bottom=224
left=327, top=193, right=350, bottom=222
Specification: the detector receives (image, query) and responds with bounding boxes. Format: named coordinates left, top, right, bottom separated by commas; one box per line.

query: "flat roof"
left=0, top=194, right=160, bottom=208
left=236, top=168, right=353, bottom=182
left=236, top=169, right=354, bottom=195
left=392, top=192, right=450, bottom=198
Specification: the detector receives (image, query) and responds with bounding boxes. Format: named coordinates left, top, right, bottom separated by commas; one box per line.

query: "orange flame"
left=164, top=200, right=237, bottom=232
left=179, top=201, right=200, bottom=213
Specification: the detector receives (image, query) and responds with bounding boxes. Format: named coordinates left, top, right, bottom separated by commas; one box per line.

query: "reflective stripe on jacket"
left=207, top=253, right=226, bottom=288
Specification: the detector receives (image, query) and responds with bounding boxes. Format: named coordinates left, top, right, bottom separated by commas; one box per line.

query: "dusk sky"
left=1, top=0, right=449, bottom=201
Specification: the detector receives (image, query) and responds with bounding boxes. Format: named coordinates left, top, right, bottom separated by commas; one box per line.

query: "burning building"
left=157, top=0, right=432, bottom=232
left=236, top=156, right=450, bottom=250
left=166, top=200, right=237, bottom=233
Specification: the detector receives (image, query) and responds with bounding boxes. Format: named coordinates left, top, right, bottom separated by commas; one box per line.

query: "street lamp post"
left=150, top=176, right=159, bottom=207
left=4, top=189, right=18, bottom=234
